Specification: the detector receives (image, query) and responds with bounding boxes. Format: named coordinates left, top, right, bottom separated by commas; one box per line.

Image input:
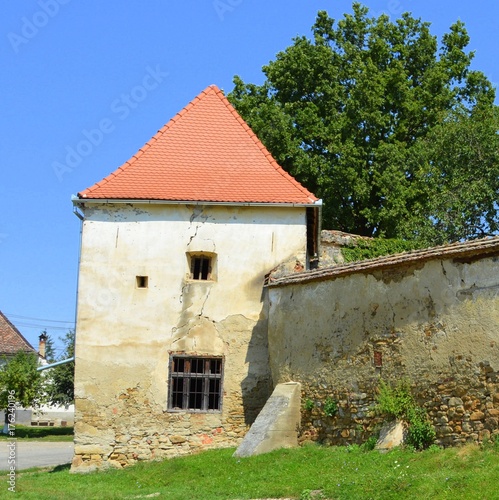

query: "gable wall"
left=72, top=202, right=308, bottom=471
left=268, top=254, right=499, bottom=446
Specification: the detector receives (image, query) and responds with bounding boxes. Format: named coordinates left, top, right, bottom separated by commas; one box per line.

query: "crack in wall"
left=199, top=287, right=212, bottom=317
left=179, top=283, right=189, bottom=304
left=187, top=224, right=201, bottom=247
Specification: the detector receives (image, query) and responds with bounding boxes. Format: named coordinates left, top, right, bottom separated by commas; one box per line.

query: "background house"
left=0, top=310, right=37, bottom=365
left=0, top=312, right=75, bottom=427
left=71, top=85, right=320, bottom=472
left=0, top=310, right=38, bottom=426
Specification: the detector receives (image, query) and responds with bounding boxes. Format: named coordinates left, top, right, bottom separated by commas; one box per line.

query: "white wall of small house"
left=72, top=202, right=308, bottom=469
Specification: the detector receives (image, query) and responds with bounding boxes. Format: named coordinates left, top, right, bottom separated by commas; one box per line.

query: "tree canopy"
left=45, top=330, right=75, bottom=405
left=229, top=3, right=499, bottom=245
left=0, top=351, right=43, bottom=411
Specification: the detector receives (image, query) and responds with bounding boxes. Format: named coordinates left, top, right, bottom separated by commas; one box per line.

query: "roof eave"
left=72, top=195, right=322, bottom=209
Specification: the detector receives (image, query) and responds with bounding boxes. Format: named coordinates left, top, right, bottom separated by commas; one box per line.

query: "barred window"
left=188, top=252, right=216, bottom=281
left=191, top=256, right=211, bottom=280
left=168, top=355, right=223, bottom=412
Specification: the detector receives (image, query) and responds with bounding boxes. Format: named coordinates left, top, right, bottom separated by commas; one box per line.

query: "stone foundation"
left=298, top=362, right=499, bottom=447
left=71, top=383, right=269, bottom=472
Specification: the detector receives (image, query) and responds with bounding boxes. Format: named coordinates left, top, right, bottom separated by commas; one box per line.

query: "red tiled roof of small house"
left=0, top=311, right=36, bottom=356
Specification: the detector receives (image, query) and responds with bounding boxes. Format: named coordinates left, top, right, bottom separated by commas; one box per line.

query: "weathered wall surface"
left=72, top=203, right=308, bottom=472
left=268, top=252, right=499, bottom=447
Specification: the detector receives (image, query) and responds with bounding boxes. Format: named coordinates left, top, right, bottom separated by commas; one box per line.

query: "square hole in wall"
left=136, top=276, right=149, bottom=288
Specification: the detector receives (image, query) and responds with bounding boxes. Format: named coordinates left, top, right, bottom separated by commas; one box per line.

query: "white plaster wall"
left=74, top=203, right=307, bottom=417
left=268, top=257, right=499, bottom=385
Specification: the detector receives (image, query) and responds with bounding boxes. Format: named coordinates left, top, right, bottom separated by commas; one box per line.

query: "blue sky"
left=1, top=0, right=498, bottom=354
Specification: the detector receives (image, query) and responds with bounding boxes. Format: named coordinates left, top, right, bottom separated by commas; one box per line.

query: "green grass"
left=0, top=425, right=73, bottom=442
left=7, top=442, right=499, bottom=499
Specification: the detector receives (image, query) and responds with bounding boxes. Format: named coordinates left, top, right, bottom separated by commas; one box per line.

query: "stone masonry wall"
left=72, top=382, right=270, bottom=472
left=298, top=353, right=499, bottom=447
left=268, top=248, right=499, bottom=448
left=72, top=313, right=273, bottom=472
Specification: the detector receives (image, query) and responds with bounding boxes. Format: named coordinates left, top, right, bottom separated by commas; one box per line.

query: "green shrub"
left=323, top=397, right=338, bottom=417
left=376, top=379, right=414, bottom=419
left=342, top=238, right=423, bottom=263
left=376, top=379, right=435, bottom=450
left=406, top=406, right=436, bottom=450
left=362, top=435, right=378, bottom=451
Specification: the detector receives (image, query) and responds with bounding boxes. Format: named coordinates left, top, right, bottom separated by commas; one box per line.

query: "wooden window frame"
left=187, top=252, right=216, bottom=281
left=168, top=355, right=224, bottom=412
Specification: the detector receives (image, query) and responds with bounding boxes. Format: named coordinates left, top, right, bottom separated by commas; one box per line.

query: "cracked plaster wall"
left=72, top=203, right=308, bottom=471
left=268, top=255, right=499, bottom=446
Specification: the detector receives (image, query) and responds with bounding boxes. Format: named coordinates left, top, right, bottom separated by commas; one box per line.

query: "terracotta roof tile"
left=78, top=85, right=318, bottom=205
left=0, top=311, right=36, bottom=356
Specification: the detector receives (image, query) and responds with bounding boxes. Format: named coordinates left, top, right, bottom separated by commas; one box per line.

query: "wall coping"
left=268, top=236, right=499, bottom=287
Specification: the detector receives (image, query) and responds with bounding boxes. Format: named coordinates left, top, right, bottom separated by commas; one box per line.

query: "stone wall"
left=72, top=381, right=266, bottom=471
left=268, top=240, right=499, bottom=447
left=298, top=359, right=499, bottom=447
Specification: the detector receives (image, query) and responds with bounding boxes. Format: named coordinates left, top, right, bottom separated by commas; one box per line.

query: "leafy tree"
left=45, top=330, right=74, bottom=405
left=228, top=3, right=499, bottom=244
left=41, top=330, right=56, bottom=363
left=0, top=351, right=44, bottom=429
left=405, top=106, right=499, bottom=244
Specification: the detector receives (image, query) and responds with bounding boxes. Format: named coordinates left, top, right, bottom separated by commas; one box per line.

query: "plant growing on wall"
left=304, top=398, right=315, bottom=411
left=323, top=397, right=338, bottom=417
left=342, top=238, right=424, bottom=263
left=376, top=379, right=435, bottom=450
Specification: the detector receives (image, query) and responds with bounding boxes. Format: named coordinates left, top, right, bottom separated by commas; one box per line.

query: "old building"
left=71, top=85, right=499, bottom=472
left=71, top=85, right=320, bottom=471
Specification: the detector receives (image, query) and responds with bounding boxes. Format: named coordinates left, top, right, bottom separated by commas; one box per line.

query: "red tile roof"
left=78, top=85, right=318, bottom=205
left=0, top=311, right=36, bottom=356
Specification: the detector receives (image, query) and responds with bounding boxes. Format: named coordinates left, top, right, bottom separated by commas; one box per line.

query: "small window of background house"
left=188, top=253, right=216, bottom=281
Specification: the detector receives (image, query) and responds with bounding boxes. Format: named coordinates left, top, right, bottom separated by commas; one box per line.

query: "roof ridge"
left=269, top=236, right=499, bottom=287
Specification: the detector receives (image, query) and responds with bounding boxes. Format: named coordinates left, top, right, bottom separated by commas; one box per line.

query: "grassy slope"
left=9, top=443, right=499, bottom=500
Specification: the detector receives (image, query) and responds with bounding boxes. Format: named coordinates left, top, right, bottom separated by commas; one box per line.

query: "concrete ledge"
left=234, top=382, right=301, bottom=457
